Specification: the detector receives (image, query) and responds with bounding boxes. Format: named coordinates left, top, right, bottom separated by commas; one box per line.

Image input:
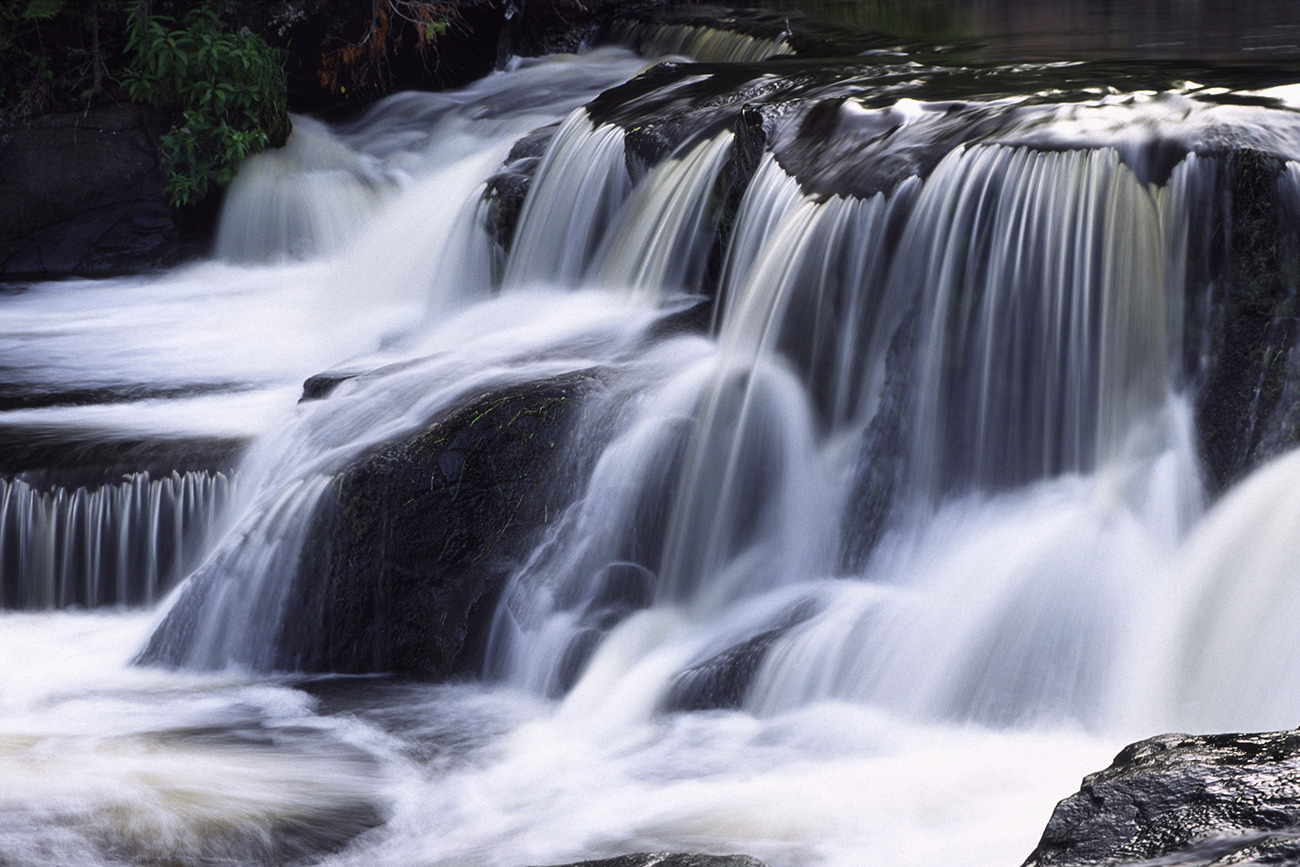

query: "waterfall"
left=8, top=31, right=1300, bottom=867
left=122, top=71, right=1300, bottom=736
left=0, top=471, right=233, bottom=609
left=608, top=19, right=795, bottom=63
left=589, top=131, right=736, bottom=300
left=900, top=145, right=1170, bottom=497
left=504, top=112, right=633, bottom=288
left=215, top=117, right=397, bottom=264
left=481, top=135, right=1239, bottom=728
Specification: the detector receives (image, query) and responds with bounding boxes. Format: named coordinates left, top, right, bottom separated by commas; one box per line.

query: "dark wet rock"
left=543, top=562, right=658, bottom=694
left=0, top=376, right=246, bottom=482
left=0, top=103, right=199, bottom=279
left=700, top=103, right=773, bottom=297
left=649, top=297, right=715, bottom=338
left=583, top=561, right=656, bottom=623
left=300, top=370, right=364, bottom=402
left=585, top=60, right=786, bottom=140
left=553, top=627, right=607, bottom=694
left=840, top=305, right=918, bottom=571
left=483, top=124, right=561, bottom=262
left=274, top=372, right=593, bottom=676
left=484, top=164, right=538, bottom=260
left=665, top=600, right=817, bottom=712
left=1189, top=150, right=1300, bottom=493
left=532, top=855, right=768, bottom=867
left=506, top=124, right=563, bottom=165
left=1023, top=729, right=1300, bottom=867
left=584, top=56, right=953, bottom=200
left=770, top=95, right=1007, bottom=199
left=0, top=380, right=247, bottom=414
left=588, top=78, right=780, bottom=298
left=665, top=631, right=784, bottom=712
left=0, top=433, right=243, bottom=487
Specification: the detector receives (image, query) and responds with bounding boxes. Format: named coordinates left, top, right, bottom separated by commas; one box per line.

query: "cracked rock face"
left=1024, top=730, right=1300, bottom=867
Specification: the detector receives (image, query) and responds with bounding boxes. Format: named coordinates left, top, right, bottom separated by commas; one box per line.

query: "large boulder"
left=0, top=103, right=195, bottom=279
left=1189, top=150, right=1300, bottom=493
left=1024, top=729, right=1300, bottom=867
left=273, top=372, right=592, bottom=675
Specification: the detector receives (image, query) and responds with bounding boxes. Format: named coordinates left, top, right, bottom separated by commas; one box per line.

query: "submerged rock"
left=1024, top=729, right=1300, bottom=867
left=665, top=599, right=818, bottom=712
left=275, top=373, right=592, bottom=676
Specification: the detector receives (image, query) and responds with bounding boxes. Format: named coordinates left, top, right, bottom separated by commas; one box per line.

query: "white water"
left=609, top=18, right=796, bottom=63
left=3, top=40, right=1300, bottom=867
left=0, top=471, right=232, bottom=608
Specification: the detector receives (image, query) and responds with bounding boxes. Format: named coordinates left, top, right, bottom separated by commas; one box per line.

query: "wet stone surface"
left=1024, top=730, right=1300, bottom=867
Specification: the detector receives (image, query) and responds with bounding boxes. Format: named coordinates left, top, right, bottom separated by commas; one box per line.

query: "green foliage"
left=22, top=0, right=69, bottom=20
left=124, top=2, right=290, bottom=207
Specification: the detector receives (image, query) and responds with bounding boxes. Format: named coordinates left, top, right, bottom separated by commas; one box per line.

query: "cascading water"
left=609, top=18, right=796, bottom=63
left=0, top=471, right=232, bottom=609
left=4, top=20, right=1300, bottom=867
left=478, top=98, right=1225, bottom=726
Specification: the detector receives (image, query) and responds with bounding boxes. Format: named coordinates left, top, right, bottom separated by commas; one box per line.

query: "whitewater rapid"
left=3, top=36, right=1300, bottom=867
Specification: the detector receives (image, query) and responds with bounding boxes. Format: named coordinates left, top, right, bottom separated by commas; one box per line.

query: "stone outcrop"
left=0, top=103, right=193, bottom=279
left=274, top=372, right=592, bottom=675
left=1189, top=150, right=1300, bottom=493
left=484, top=123, right=561, bottom=264
left=1024, top=729, right=1300, bottom=867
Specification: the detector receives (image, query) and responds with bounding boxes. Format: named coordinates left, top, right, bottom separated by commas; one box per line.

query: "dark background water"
left=775, top=0, right=1300, bottom=61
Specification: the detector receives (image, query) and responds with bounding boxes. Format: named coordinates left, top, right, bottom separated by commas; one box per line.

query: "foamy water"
left=2, top=36, right=1300, bottom=867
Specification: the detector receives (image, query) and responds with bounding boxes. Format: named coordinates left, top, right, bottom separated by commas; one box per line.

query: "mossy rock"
left=277, top=372, right=593, bottom=676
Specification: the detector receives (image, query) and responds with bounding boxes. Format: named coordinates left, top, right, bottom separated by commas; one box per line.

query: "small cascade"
left=901, top=145, right=1171, bottom=499
left=143, top=289, right=672, bottom=671
left=505, top=111, right=738, bottom=300
left=215, top=116, right=395, bottom=263
left=609, top=19, right=795, bottom=63
left=0, top=471, right=233, bottom=610
left=589, top=131, right=736, bottom=300
left=504, top=112, right=632, bottom=289
left=713, top=155, right=917, bottom=430
left=702, top=145, right=1203, bottom=726
left=486, top=137, right=1223, bottom=723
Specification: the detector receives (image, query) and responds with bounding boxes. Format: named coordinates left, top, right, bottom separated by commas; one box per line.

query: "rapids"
left=2, top=18, right=1300, bottom=867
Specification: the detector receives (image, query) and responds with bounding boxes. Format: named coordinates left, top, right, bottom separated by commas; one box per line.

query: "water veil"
left=4, top=24, right=1300, bottom=867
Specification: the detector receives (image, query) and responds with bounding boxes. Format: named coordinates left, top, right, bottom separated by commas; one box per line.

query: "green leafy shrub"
left=124, top=2, right=290, bottom=206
